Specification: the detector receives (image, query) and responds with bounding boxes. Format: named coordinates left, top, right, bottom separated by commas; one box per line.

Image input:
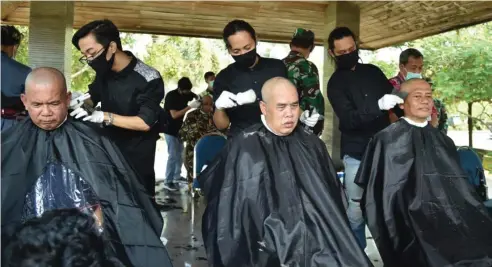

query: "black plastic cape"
left=200, top=124, right=372, bottom=267
left=1, top=118, right=173, bottom=267
left=355, top=119, right=492, bottom=267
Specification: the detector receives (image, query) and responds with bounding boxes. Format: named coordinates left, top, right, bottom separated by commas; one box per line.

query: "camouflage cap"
left=293, top=28, right=314, bottom=40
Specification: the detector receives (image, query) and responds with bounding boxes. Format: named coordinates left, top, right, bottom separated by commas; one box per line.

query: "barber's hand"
left=83, top=110, right=105, bottom=123
left=378, top=94, right=404, bottom=110
left=215, top=91, right=237, bottom=110
left=300, top=109, right=320, bottom=127
left=235, top=89, right=257, bottom=105
left=188, top=99, right=201, bottom=109
left=70, top=107, right=89, bottom=120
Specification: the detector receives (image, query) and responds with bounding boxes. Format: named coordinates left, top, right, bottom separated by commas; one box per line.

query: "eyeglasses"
left=79, top=46, right=106, bottom=65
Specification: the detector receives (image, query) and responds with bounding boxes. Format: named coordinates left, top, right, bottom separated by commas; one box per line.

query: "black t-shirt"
left=88, top=51, right=164, bottom=179
left=213, top=56, right=287, bottom=137
left=163, top=90, right=197, bottom=136
left=327, top=63, right=393, bottom=160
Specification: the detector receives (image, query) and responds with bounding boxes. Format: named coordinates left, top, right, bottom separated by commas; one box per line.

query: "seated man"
left=178, top=95, right=221, bottom=192
left=200, top=77, right=371, bottom=267
left=1, top=67, right=173, bottom=267
left=356, top=78, right=492, bottom=267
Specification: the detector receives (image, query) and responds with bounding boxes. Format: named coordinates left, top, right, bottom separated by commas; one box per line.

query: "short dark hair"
left=178, top=77, right=193, bottom=91
left=204, top=71, right=215, bottom=80
left=2, top=209, right=124, bottom=267
left=72, top=19, right=122, bottom=51
left=222, top=20, right=256, bottom=49
left=1, top=25, right=23, bottom=46
left=399, top=48, right=423, bottom=65
left=327, top=26, right=357, bottom=52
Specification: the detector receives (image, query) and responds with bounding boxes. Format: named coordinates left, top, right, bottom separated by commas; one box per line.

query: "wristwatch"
left=104, top=112, right=114, bottom=126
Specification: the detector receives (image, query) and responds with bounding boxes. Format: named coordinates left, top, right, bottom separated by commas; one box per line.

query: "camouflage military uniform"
left=283, top=51, right=325, bottom=135
left=178, top=109, right=219, bottom=187
left=434, top=98, right=448, bottom=134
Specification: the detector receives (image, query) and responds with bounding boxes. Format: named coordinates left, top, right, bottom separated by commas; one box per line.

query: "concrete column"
left=321, top=2, right=360, bottom=169
left=28, top=1, right=74, bottom=89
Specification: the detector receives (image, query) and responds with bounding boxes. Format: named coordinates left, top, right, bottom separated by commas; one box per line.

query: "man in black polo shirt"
left=70, top=19, right=165, bottom=197
left=162, top=77, right=200, bottom=191
left=213, top=20, right=288, bottom=137
left=326, top=27, right=403, bottom=249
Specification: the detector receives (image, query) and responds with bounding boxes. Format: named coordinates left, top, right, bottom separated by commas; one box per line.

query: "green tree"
left=144, top=36, right=220, bottom=90
left=411, top=23, right=492, bottom=145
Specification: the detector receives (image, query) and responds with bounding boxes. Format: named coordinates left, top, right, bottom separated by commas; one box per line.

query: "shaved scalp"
left=202, top=95, right=213, bottom=103
left=25, top=67, right=67, bottom=95
left=400, top=78, right=429, bottom=95
left=261, top=77, right=296, bottom=103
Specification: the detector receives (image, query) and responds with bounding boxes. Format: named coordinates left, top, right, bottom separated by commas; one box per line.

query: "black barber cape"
left=1, top=118, right=172, bottom=267
left=356, top=119, right=492, bottom=267
left=200, top=123, right=372, bottom=267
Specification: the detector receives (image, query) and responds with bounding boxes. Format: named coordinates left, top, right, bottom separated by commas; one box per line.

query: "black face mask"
left=89, top=48, right=115, bottom=76
left=335, top=49, right=359, bottom=70
left=232, top=48, right=257, bottom=69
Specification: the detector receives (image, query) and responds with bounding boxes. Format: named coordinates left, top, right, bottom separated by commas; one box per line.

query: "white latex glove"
left=69, top=92, right=90, bottom=110
left=70, top=107, right=89, bottom=119
left=83, top=110, right=105, bottom=123
left=215, top=91, right=238, bottom=110
left=188, top=99, right=201, bottom=109
left=235, top=89, right=257, bottom=105
left=378, top=94, right=404, bottom=110
left=300, top=109, right=320, bottom=127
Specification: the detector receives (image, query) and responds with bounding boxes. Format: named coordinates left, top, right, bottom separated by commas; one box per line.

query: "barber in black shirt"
left=213, top=20, right=287, bottom=137
left=71, top=20, right=164, bottom=196
left=326, top=27, right=403, bottom=250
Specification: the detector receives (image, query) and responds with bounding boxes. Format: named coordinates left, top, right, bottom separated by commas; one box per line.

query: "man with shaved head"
left=2, top=67, right=173, bottom=267
left=200, top=77, right=371, bottom=266
left=356, top=79, right=492, bottom=267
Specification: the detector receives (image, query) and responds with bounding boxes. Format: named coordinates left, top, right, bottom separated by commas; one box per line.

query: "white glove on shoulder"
left=70, top=107, right=89, bottom=119
left=235, top=89, right=257, bottom=105
left=378, top=94, right=404, bottom=110
left=83, top=110, right=105, bottom=123
left=215, top=91, right=237, bottom=110
left=188, top=99, right=201, bottom=109
left=300, top=109, right=321, bottom=127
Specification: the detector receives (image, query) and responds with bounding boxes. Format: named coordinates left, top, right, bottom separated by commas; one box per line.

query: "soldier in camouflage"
left=282, top=28, right=325, bottom=136
left=178, top=95, right=221, bottom=192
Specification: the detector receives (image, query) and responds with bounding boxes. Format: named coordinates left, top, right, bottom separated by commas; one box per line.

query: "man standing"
left=327, top=26, right=402, bottom=249
left=213, top=20, right=288, bottom=137
left=201, top=77, right=372, bottom=267
left=179, top=95, right=219, bottom=192
left=283, top=28, right=324, bottom=136
left=162, top=77, right=201, bottom=191
left=71, top=19, right=165, bottom=197
left=1, top=25, right=31, bottom=131
left=200, top=71, right=215, bottom=97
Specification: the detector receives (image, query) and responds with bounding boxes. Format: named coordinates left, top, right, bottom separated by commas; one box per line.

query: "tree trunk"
left=468, top=102, right=473, bottom=147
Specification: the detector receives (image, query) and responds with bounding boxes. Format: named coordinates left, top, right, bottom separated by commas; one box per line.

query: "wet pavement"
left=154, top=182, right=384, bottom=267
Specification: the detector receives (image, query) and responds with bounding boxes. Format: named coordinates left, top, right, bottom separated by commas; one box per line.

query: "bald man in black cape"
left=1, top=67, right=173, bottom=267
left=356, top=79, right=492, bottom=267
left=200, top=77, right=372, bottom=267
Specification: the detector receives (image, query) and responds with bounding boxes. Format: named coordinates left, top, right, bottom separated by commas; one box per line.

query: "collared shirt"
left=213, top=55, right=287, bottom=137
left=283, top=51, right=324, bottom=135
left=389, top=72, right=406, bottom=92
left=88, top=51, right=164, bottom=179
left=327, top=63, right=393, bottom=160
left=1, top=52, right=31, bottom=110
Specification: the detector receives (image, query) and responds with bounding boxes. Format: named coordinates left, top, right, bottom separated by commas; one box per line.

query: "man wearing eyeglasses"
left=70, top=19, right=165, bottom=197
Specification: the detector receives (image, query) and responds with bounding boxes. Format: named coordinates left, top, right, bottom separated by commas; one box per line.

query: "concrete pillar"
left=321, top=2, right=360, bottom=169
left=28, top=1, right=74, bottom=89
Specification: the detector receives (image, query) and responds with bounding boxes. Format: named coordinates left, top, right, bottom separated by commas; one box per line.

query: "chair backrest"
left=457, top=146, right=488, bottom=201
left=193, top=134, right=227, bottom=178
